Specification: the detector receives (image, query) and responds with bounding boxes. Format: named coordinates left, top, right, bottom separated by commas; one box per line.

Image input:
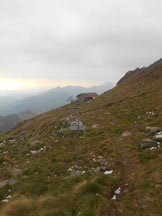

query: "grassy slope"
left=0, top=60, right=162, bottom=215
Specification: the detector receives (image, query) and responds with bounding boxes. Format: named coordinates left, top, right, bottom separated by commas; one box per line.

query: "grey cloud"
left=0, top=0, right=162, bottom=84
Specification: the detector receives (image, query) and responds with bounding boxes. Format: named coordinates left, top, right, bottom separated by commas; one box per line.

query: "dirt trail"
left=99, top=143, right=144, bottom=216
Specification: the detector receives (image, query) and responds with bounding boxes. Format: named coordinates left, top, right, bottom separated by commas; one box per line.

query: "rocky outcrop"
left=141, top=139, right=159, bottom=149
left=153, top=132, right=162, bottom=142
left=145, top=127, right=161, bottom=135
left=117, top=68, right=140, bottom=85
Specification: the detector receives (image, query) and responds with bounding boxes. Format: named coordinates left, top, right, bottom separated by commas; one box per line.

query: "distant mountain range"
left=0, top=82, right=114, bottom=115
left=0, top=110, right=39, bottom=133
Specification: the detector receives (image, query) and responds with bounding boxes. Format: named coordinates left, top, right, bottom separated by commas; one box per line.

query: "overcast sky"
left=0, top=0, right=162, bottom=90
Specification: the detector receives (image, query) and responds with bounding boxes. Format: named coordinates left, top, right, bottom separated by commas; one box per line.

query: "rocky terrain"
left=0, top=59, right=162, bottom=215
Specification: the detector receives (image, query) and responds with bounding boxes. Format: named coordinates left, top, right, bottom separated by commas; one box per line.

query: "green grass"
left=138, top=151, right=158, bottom=163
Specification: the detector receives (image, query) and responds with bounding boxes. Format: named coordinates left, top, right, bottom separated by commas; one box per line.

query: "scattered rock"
left=0, top=142, right=4, bottom=147
left=146, top=111, right=156, bottom=116
left=114, top=187, right=121, bottom=195
left=141, top=139, right=158, bottom=149
left=68, top=165, right=85, bottom=176
left=9, top=139, right=16, bottom=143
left=92, top=124, right=99, bottom=129
left=111, top=187, right=121, bottom=201
left=31, top=150, right=37, bottom=154
left=145, top=127, right=161, bottom=135
left=104, top=170, right=113, bottom=175
left=1, top=199, right=9, bottom=203
left=121, top=131, right=132, bottom=137
left=153, top=132, right=162, bottom=142
left=150, top=147, right=158, bottom=150
left=111, top=195, right=117, bottom=200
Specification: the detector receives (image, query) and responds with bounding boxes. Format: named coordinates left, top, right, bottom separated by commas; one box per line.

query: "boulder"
left=145, top=127, right=161, bottom=135
left=153, top=133, right=162, bottom=142
left=141, top=139, right=158, bottom=149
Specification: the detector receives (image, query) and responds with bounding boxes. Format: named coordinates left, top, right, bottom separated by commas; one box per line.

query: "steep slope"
left=0, top=59, right=162, bottom=216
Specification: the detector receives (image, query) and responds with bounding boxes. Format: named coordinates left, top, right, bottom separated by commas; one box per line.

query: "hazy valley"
left=0, top=83, right=114, bottom=116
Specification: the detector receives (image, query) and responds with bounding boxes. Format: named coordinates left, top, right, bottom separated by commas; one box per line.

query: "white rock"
left=6, top=195, right=12, bottom=199
left=115, top=187, right=121, bottom=195
left=121, top=131, right=132, bottom=137
left=104, top=170, right=113, bottom=175
left=111, top=195, right=117, bottom=200
left=153, top=134, right=162, bottom=141
left=150, top=147, right=157, bottom=150
left=31, top=151, right=37, bottom=154
left=9, top=139, right=16, bottom=142
left=1, top=199, right=9, bottom=203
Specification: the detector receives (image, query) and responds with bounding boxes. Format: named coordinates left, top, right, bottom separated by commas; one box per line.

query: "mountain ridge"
left=0, top=110, right=40, bottom=133
left=1, top=82, right=114, bottom=115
